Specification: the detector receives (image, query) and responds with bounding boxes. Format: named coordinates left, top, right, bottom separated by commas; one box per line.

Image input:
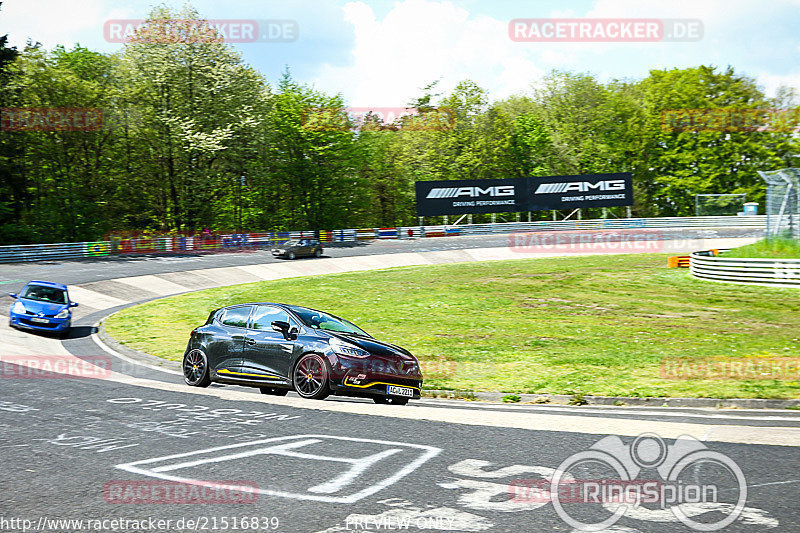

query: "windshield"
left=283, top=240, right=300, bottom=246
left=20, top=285, right=67, bottom=304
left=287, top=305, right=370, bottom=336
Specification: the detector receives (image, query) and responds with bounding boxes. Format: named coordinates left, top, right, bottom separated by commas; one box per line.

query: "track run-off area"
left=2, top=228, right=799, bottom=532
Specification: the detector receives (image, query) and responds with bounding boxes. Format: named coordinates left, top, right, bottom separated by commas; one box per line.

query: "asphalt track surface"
left=2, top=227, right=799, bottom=533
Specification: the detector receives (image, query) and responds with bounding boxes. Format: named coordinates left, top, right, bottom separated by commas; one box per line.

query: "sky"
left=3, top=0, right=800, bottom=107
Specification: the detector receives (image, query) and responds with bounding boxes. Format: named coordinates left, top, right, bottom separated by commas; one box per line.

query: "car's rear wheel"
left=314, top=248, right=322, bottom=258
left=293, top=353, right=330, bottom=400
left=260, top=386, right=289, bottom=396
left=183, top=349, right=211, bottom=387
left=288, top=251, right=295, bottom=260
left=373, top=396, right=409, bottom=405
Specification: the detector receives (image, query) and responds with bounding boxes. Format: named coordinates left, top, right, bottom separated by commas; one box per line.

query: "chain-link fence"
left=695, top=193, right=746, bottom=216
left=759, top=168, right=800, bottom=240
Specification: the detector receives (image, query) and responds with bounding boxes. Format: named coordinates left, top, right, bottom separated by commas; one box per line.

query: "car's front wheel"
left=260, top=386, right=289, bottom=396
left=293, top=353, right=330, bottom=400
left=183, top=349, right=211, bottom=387
left=373, top=396, right=409, bottom=405
left=287, top=251, right=295, bottom=260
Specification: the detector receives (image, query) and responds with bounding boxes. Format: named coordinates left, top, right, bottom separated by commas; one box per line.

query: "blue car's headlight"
left=329, top=336, right=370, bottom=358
left=11, top=301, right=25, bottom=314
left=55, top=308, right=70, bottom=319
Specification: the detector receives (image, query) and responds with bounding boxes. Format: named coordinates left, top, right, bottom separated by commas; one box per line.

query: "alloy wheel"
left=183, top=349, right=211, bottom=387
left=293, top=354, right=329, bottom=399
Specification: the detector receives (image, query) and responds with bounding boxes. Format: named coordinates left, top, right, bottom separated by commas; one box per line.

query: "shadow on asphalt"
left=63, top=325, right=98, bottom=340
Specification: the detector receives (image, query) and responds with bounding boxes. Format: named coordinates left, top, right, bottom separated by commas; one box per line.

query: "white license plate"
left=30, top=317, right=49, bottom=323
left=387, top=385, right=414, bottom=397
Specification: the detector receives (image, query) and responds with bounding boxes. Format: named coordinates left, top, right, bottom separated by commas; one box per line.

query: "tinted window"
left=21, top=285, right=67, bottom=304
left=221, top=306, right=252, bottom=328
left=287, top=305, right=369, bottom=336
left=251, top=305, right=291, bottom=331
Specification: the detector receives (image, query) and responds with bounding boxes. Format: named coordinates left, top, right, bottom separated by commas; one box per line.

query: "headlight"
left=11, top=301, right=25, bottom=314
left=55, top=308, right=70, bottom=319
left=329, top=336, right=370, bottom=358
left=404, top=360, right=420, bottom=375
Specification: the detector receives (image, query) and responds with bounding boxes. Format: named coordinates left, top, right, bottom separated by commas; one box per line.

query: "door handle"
left=246, top=338, right=257, bottom=345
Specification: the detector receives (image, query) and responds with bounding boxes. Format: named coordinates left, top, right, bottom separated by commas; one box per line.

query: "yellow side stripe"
left=218, top=369, right=284, bottom=380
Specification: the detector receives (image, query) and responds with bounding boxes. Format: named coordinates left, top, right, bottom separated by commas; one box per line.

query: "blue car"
left=8, top=281, right=79, bottom=338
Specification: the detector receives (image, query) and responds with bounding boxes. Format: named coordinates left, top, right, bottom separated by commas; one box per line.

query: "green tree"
left=117, top=5, right=268, bottom=232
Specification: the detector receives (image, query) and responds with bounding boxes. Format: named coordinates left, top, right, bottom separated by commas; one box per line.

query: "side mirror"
left=271, top=320, right=290, bottom=333
left=288, top=326, right=299, bottom=340
left=69, top=302, right=79, bottom=308
left=8, top=293, right=17, bottom=299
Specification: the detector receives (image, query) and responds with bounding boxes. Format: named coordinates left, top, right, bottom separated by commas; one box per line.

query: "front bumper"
left=336, top=376, right=422, bottom=399
left=330, top=355, right=423, bottom=399
left=9, top=312, right=71, bottom=332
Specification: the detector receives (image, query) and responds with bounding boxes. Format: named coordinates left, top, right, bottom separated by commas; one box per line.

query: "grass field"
left=104, top=254, right=800, bottom=399
left=722, top=237, right=800, bottom=259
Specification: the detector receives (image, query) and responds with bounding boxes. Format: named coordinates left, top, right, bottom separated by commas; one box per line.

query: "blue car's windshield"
left=21, top=285, right=67, bottom=304
left=287, top=306, right=370, bottom=336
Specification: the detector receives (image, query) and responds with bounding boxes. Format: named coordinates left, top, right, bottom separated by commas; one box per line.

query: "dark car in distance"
left=183, top=303, right=422, bottom=404
left=271, top=238, right=323, bottom=260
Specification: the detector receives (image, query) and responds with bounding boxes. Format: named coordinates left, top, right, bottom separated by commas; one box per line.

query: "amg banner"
left=415, top=173, right=633, bottom=216
left=415, top=177, right=529, bottom=217
left=528, top=172, right=633, bottom=211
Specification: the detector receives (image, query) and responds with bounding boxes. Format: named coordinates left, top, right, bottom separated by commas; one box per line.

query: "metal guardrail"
left=0, top=215, right=767, bottom=264
left=690, top=250, right=800, bottom=287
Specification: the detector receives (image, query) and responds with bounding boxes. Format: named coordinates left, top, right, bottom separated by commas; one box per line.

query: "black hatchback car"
left=271, top=239, right=323, bottom=260
left=183, top=303, right=422, bottom=404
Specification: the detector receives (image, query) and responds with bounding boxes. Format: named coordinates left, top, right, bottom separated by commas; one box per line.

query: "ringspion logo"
left=546, top=433, right=747, bottom=531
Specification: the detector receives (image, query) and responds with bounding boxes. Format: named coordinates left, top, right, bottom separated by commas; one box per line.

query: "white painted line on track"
left=91, top=331, right=182, bottom=376
left=115, top=435, right=441, bottom=503
left=413, top=399, right=800, bottom=423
